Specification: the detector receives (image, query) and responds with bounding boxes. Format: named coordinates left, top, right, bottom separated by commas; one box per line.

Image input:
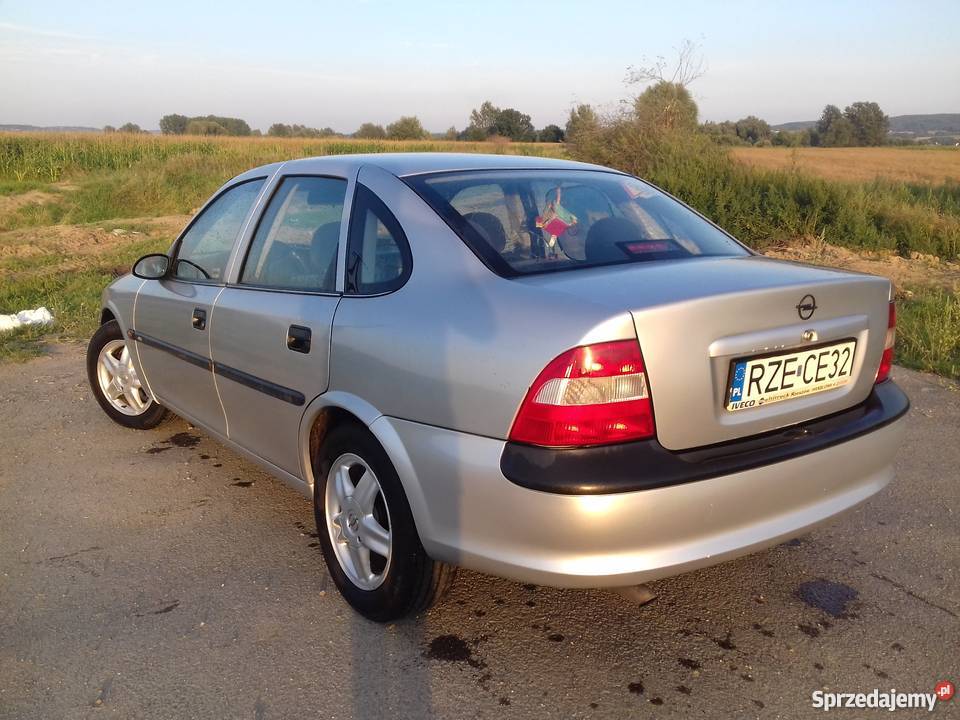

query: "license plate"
left=726, top=340, right=857, bottom=411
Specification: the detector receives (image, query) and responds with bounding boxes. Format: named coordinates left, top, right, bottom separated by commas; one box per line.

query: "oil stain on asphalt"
left=424, top=634, right=486, bottom=669
left=795, top=580, right=859, bottom=617
left=144, top=432, right=202, bottom=454
left=167, top=432, right=202, bottom=448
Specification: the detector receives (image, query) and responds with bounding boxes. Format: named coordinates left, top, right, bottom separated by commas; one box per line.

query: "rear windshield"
left=406, top=169, right=748, bottom=275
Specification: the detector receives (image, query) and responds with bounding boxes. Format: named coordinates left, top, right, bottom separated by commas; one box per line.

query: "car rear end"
left=386, top=164, right=908, bottom=587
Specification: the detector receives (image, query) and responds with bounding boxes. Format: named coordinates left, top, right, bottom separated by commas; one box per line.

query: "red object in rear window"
left=509, top=340, right=656, bottom=448
left=875, top=301, right=896, bottom=383
left=620, top=241, right=672, bottom=255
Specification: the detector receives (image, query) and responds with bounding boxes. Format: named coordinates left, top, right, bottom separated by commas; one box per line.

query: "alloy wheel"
left=324, top=453, right=393, bottom=590
left=96, top=339, right=152, bottom=416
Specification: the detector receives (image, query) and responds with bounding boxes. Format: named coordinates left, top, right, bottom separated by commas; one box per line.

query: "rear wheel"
left=313, top=423, right=454, bottom=621
left=86, top=320, right=167, bottom=429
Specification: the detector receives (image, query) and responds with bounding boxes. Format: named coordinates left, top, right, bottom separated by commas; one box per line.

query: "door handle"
left=192, top=308, right=207, bottom=330
left=287, top=325, right=311, bottom=353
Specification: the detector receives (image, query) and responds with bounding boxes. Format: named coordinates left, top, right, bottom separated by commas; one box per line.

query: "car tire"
left=314, top=423, right=455, bottom=622
left=86, top=320, right=168, bottom=430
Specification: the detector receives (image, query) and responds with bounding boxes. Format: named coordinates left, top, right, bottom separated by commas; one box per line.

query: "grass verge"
left=0, top=234, right=166, bottom=361
left=897, top=288, right=960, bottom=378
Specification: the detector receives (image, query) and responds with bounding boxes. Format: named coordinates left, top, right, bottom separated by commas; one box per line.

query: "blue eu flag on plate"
left=730, top=361, right=747, bottom=400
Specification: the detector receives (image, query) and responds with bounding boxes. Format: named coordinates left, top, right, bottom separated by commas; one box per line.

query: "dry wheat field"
left=732, top=146, right=960, bottom=184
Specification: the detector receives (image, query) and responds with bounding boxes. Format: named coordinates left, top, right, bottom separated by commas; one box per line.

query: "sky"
left=1, top=0, right=958, bottom=132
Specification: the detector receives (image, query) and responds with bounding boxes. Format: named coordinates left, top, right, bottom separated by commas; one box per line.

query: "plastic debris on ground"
left=0, top=307, right=54, bottom=333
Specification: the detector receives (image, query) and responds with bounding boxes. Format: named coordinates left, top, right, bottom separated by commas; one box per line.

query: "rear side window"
left=174, top=178, right=264, bottom=282
left=345, top=184, right=411, bottom=295
left=406, top=170, right=748, bottom=276
left=240, top=176, right=347, bottom=292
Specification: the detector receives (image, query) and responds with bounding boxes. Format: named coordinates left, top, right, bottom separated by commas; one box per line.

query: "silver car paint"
left=207, top=165, right=356, bottom=476
left=135, top=280, right=229, bottom=435
left=379, top=413, right=902, bottom=587
left=327, top=164, right=639, bottom=440
left=100, top=153, right=905, bottom=588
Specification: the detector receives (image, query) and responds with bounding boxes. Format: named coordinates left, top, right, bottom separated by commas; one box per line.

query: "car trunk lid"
left=515, top=255, right=892, bottom=450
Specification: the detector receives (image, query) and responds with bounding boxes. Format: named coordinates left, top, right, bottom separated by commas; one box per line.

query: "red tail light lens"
left=508, top=340, right=655, bottom=447
left=875, top=301, right=896, bottom=383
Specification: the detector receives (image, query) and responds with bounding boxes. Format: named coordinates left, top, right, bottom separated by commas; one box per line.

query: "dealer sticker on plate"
left=727, top=340, right=857, bottom=411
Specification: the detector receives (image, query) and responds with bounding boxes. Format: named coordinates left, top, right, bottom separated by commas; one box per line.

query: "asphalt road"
left=1, top=345, right=957, bottom=719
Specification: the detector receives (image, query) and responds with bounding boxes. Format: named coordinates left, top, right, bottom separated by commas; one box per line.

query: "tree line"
left=700, top=102, right=889, bottom=147
left=149, top=105, right=567, bottom=142
left=106, top=98, right=889, bottom=148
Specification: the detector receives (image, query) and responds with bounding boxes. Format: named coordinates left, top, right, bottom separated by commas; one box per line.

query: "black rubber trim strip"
left=212, top=361, right=305, bottom=406
left=130, top=329, right=305, bottom=407
left=130, top=329, right=211, bottom=370
left=500, top=380, right=910, bottom=495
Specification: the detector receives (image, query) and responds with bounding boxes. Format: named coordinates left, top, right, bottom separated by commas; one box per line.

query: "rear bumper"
left=374, top=382, right=908, bottom=588
left=501, top=380, right=910, bottom=494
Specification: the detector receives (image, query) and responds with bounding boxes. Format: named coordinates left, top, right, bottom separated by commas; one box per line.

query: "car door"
left=134, top=176, right=267, bottom=436
left=209, top=174, right=349, bottom=476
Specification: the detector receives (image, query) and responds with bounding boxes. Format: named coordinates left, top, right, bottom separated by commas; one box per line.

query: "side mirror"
left=132, top=253, right=170, bottom=280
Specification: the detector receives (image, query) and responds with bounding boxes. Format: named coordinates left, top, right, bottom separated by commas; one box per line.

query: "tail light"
left=875, top=301, right=896, bottom=383
left=508, top=340, right=655, bottom=447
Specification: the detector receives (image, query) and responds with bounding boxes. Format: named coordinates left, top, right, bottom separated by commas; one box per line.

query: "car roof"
left=235, top=152, right=620, bottom=182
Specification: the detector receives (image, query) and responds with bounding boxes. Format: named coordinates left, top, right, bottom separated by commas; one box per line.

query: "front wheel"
left=86, top=320, right=167, bottom=429
left=313, top=424, right=454, bottom=621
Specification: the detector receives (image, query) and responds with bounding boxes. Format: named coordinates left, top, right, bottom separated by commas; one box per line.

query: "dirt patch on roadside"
left=0, top=215, right=190, bottom=277
left=0, top=190, right=60, bottom=218
left=763, top=237, right=960, bottom=294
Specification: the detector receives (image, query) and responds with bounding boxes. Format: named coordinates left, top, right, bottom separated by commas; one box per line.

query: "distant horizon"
left=2, top=0, right=958, bottom=131
left=3, top=110, right=960, bottom=137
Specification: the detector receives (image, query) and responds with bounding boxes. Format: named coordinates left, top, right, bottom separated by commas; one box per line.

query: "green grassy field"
left=0, top=132, right=957, bottom=379
left=0, top=133, right=562, bottom=230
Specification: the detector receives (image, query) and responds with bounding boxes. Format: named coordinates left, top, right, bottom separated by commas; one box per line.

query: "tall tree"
left=468, top=100, right=500, bottom=137
left=814, top=105, right=858, bottom=146
left=815, top=105, right=842, bottom=146
left=844, top=101, right=888, bottom=146
left=734, top=115, right=772, bottom=144
left=538, top=124, right=565, bottom=143
left=159, top=114, right=189, bottom=135
left=493, top=108, right=535, bottom=141
left=565, top=104, right=599, bottom=143
left=627, top=39, right=704, bottom=132
left=633, top=81, right=698, bottom=131
left=354, top=122, right=386, bottom=139
left=386, top=116, right=428, bottom=140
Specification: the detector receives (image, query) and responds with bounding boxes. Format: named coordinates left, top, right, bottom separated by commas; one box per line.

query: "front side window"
left=346, top=184, right=411, bottom=295
left=240, top=176, right=347, bottom=292
left=406, top=170, right=748, bottom=275
left=174, top=178, right=265, bottom=281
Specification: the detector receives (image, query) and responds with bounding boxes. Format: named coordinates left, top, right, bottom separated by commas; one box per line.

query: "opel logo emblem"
left=796, top=294, right=817, bottom=320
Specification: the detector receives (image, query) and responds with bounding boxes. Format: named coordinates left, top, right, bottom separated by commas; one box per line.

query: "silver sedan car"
left=87, top=153, right=908, bottom=621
